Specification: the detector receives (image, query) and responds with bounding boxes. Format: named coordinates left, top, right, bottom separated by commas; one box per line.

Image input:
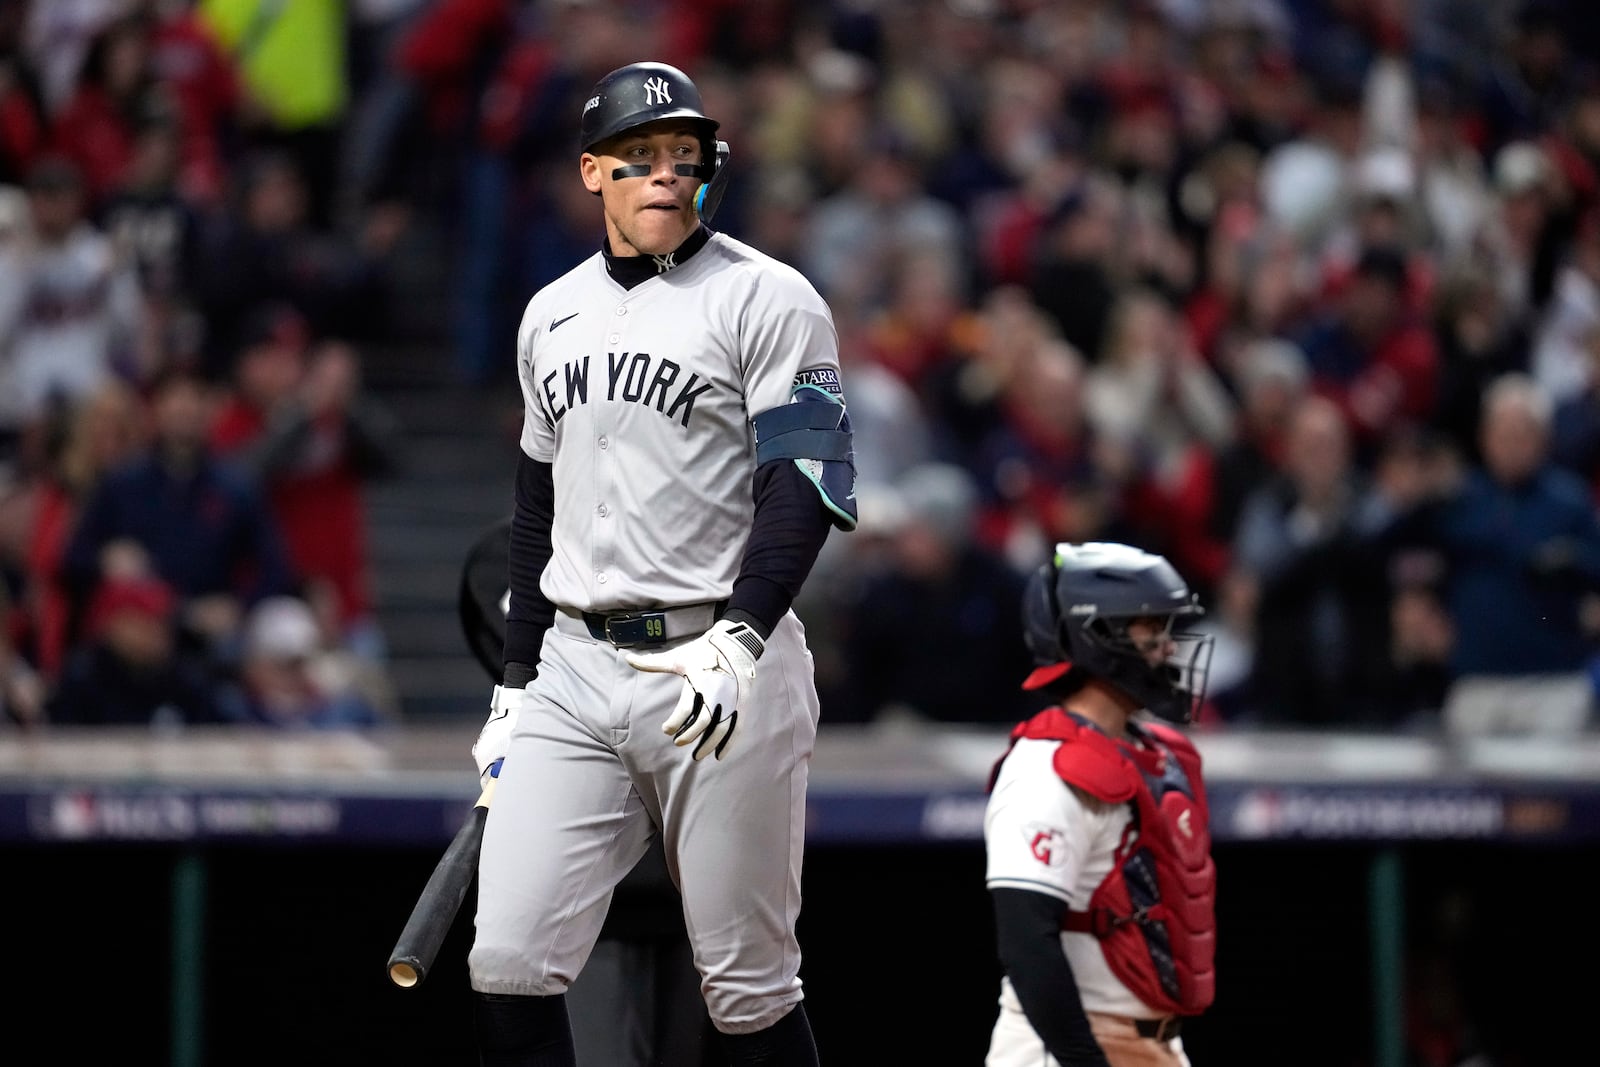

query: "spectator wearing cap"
left=0, top=154, right=145, bottom=472
left=1471, top=139, right=1566, bottom=324
left=46, top=573, right=226, bottom=726
left=221, top=593, right=391, bottom=729
left=1292, top=243, right=1441, bottom=453
left=60, top=364, right=297, bottom=660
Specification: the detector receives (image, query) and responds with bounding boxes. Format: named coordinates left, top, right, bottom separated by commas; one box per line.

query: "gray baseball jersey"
left=515, top=232, right=841, bottom=610
left=470, top=231, right=840, bottom=1035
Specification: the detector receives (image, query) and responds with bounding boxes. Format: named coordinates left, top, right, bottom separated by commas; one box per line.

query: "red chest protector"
left=1001, top=708, right=1217, bottom=1016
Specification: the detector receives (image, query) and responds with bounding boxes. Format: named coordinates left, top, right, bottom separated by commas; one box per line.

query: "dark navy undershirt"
left=602, top=224, right=712, bottom=290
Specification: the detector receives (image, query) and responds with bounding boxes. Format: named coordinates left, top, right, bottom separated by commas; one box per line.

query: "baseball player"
left=984, top=542, right=1217, bottom=1067
left=457, top=517, right=707, bottom=1065
left=466, top=61, right=856, bottom=1067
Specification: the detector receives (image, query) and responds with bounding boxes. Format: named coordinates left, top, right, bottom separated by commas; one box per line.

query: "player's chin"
left=631, top=208, right=695, bottom=253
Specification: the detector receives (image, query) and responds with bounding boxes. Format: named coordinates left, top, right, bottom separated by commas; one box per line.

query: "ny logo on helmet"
left=643, top=77, right=672, bottom=106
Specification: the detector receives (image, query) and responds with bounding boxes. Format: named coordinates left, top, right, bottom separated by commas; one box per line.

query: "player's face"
left=582, top=122, right=704, bottom=257
left=1124, top=616, right=1176, bottom=667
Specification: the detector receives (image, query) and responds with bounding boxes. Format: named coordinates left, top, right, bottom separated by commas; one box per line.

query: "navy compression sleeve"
left=723, top=459, right=833, bottom=639
left=990, top=888, right=1111, bottom=1067
left=503, top=454, right=556, bottom=683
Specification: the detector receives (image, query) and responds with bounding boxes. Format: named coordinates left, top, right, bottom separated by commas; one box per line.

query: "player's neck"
left=1062, top=682, right=1135, bottom=740
left=602, top=225, right=711, bottom=289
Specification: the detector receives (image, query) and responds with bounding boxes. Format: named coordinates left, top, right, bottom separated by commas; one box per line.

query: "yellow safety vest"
left=198, top=0, right=347, bottom=129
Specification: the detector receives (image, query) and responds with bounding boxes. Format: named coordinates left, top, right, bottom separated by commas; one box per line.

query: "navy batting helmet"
left=578, top=61, right=730, bottom=216
left=1021, top=542, right=1212, bottom=724
left=581, top=62, right=717, bottom=151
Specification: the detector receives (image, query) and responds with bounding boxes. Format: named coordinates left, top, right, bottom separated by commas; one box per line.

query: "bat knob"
left=389, top=958, right=423, bottom=987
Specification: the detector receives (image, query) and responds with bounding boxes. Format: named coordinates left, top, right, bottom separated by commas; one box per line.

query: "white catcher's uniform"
left=469, top=230, right=839, bottom=1036
left=984, top=738, right=1192, bottom=1066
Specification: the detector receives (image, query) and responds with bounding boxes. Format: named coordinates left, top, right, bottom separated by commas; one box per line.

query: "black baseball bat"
left=387, top=776, right=497, bottom=988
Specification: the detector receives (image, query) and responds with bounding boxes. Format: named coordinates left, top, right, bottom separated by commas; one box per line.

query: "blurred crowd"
left=5, top=0, right=1600, bottom=746
left=0, top=0, right=406, bottom=730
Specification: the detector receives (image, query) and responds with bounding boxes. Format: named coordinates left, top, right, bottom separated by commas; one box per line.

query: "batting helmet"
left=581, top=62, right=718, bottom=153
left=458, top=517, right=512, bottom=682
left=1020, top=542, right=1212, bottom=724
left=579, top=61, right=731, bottom=218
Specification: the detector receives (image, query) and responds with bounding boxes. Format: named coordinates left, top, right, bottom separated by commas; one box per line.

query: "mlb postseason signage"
left=3, top=725, right=1598, bottom=845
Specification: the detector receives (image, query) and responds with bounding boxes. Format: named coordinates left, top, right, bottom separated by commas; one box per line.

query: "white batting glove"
left=472, top=684, right=528, bottom=783
left=624, top=619, right=764, bottom=761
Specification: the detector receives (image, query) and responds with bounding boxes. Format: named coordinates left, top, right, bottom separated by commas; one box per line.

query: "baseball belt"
left=1090, top=1013, right=1184, bottom=1043
left=573, top=601, right=729, bottom=648
left=1135, top=1016, right=1182, bottom=1042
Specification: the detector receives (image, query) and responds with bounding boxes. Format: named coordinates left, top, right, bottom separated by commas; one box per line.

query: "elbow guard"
left=753, top=377, right=858, bottom=531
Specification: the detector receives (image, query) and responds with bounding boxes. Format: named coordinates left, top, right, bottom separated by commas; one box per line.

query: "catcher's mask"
left=1020, top=541, right=1213, bottom=724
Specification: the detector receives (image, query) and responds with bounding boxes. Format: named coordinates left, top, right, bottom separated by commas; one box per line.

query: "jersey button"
left=608, top=334, right=620, bottom=344
left=615, top=306, right=627, bottom=316
left=597, top=504, right=608, bottom=517
left=596, top=572, right=608, bottom=584
left=598, top=436, right=609, bottom=450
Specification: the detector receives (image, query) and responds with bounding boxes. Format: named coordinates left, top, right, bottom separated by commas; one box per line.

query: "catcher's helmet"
left=1021, top=541, right=1212, bottom=724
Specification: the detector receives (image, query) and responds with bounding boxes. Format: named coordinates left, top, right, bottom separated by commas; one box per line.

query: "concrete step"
left=387, top=654, right=488, bottom=721
left=370, top=381, right=513, bottom=428
left=376, top=600, right=486, bottom=658
left=384, top=439, right=515, bottom=485
left=368, top=488, right=508, bottom=530
left=371, top=530, right=483, bottom=578
left=354, top=215, right=522, bottom=723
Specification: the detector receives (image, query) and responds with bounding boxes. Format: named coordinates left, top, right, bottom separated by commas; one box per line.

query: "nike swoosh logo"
left=549, top=313, right=579, bottom=332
